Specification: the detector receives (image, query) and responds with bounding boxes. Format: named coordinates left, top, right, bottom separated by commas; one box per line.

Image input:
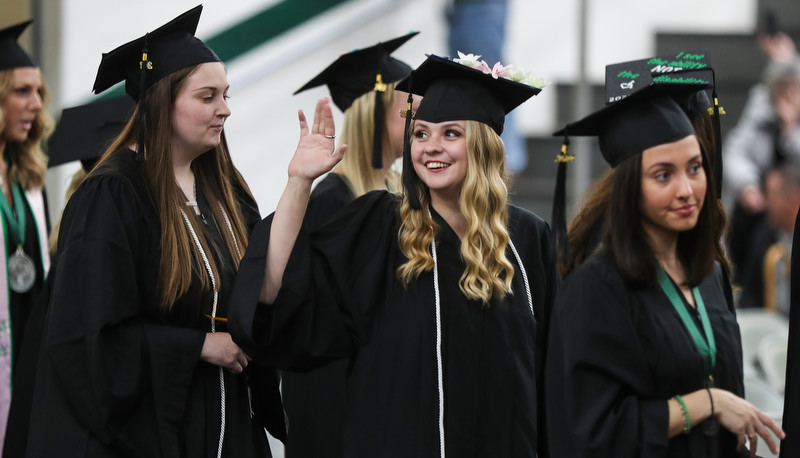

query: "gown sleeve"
left=546, top=260, right=669, bottom=458
left=230, top=191, right=400, bottom=371
left=42, top=174, right=206, bottom=455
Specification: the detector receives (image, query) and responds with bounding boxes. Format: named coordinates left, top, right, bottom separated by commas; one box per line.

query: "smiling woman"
left=229, top=53, right=558, bottom=457
left=546, top=63, right=786, bottom=457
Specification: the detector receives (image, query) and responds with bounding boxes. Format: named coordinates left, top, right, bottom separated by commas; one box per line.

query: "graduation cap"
left=0, top=20, right=37, bottom=71
left=92, top=5, right=220, bottom=160
left=48, top=96, right=136, bottom=170
left=395, top=53, right=543, bottom=209
left=294, top=31, right=418, bottom=169
left=550, top=52, right=719, bottom=263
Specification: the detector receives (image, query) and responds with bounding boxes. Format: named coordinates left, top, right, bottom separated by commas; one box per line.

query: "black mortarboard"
left=551, top=51, right=718, bottom=263
left=294, top=32, right=418, bottom=169
left=92, top=5, right=219, bottom=100
left=92, top=5, right=219, bottom=160
left=48, top=96, right=136, bottom=170
left=395, top=53, right=543, bottom=209
left=554, top=85, right=700, bottom=167
left=0, top=20, right=36, bottom=71
left=396, top=54, right=541, bottom=136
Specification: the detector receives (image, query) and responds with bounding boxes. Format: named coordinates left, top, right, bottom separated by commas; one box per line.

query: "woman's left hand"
left=287, top=97, right=347, bottom=183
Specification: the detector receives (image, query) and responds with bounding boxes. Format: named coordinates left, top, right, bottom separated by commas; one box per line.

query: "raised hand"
left=288, top=98, right=347, bottom=182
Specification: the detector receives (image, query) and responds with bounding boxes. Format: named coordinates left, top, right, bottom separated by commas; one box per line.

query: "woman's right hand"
left=200, top=332, right=250, bottom=373
left=711, top=388, right=785, bottom=457
left=288, top=97, right=346, bottom=183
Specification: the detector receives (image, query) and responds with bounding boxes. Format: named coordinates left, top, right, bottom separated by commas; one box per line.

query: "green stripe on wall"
left=208, top=0, right=349, bottom=62
left=101, top=0, right=350, bottom=98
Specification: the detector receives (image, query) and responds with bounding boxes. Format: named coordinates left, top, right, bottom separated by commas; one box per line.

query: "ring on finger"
left=324, top=134, right=335, bottom=139
left=747, top=433, right=757, bottom=439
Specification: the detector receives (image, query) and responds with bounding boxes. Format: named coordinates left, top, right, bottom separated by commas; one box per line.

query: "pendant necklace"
left=0, top=176, right=35, bottom=293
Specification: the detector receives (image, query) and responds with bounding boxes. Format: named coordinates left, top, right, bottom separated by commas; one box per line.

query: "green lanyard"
left=656, top=265, right=716, bottom=378
left=0, top=181, right=26, bottom=248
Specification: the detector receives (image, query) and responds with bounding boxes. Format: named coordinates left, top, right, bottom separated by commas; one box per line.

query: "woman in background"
left=0, top=19, right=53, bottom=455
left=283, top=32, right=421, bottom=457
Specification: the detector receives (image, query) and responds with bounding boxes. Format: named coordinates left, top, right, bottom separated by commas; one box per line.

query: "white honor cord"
left=181, top=207, right=239, bottom=458
left=430, top=239, right=446, bottom=458
left=508, top=240, right=534, bottom=317
left=430, top=238, right=533, bottom=458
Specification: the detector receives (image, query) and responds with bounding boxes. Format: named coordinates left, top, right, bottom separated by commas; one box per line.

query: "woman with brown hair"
left=26, top=6, right=285, bottom=457
left=0, top=18, right=53, bottom=454
left=546, top=79, right=785, bottom=457
left=230, top=53, right=558, bottom=457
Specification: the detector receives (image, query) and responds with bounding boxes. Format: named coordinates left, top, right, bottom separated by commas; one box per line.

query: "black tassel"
left=136, top=34, right=150, bottom=162
left=552, top=133, right=573, bottom=265
left=372, top=74, right=386, bottom=169
left=401, top=73, right=421, bottom=210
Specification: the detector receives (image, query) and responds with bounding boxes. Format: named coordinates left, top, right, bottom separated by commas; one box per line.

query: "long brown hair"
left=398, top=120, right=514, bottom=304
left=561, top=169, right=613, bottom=277
left=0, top=68, right=51, bottom=190
left=96, top=65, right=254, bottom=308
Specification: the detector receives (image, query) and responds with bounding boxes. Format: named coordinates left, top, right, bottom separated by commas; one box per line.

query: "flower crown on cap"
left=453, top=51, right=548, bottom=89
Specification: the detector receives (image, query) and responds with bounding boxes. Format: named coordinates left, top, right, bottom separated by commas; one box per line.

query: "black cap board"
left=396, top=53, right=543, bottom=209
left=92, top=4, right=220, bottom=101
left=92, top=5, right=219, bottom=161
left=294, top=31, right=418, bottom=112
left=48, top=96, right=136, bottom=170
left=554, top=84, right=702, bottom=167
left=605, top=51, right=713, bottom=105
left=0, top=20, right=36, bottom=71
left=396, top=54, right=542, bottom=136
left=294, top=31, right=418, bottom=169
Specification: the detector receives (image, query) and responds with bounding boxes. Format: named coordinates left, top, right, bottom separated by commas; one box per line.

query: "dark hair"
left=561, top=169, right=613, bottom=277
left=603, top=137, right=720, bottom=287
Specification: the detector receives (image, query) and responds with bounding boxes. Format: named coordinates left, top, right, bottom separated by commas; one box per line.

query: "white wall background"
left=46, top=0, right=760, bottom=219
left=47, top=0, right=758, bottom=218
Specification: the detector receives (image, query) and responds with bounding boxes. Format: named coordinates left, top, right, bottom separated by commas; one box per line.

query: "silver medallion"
left=8, top=247, right=35, bottom=293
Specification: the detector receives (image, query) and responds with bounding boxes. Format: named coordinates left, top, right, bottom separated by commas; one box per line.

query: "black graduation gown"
left=25, top=149, right=284, bottom=458
left=2, top=186, right=48, bottom=457
left=779, top=209, right=800, bottom=457
left=230, top=191, right=560, bottom=458
left=281, top=172, right=354, bottom=458
left=546, top=254, right=747, bottom=458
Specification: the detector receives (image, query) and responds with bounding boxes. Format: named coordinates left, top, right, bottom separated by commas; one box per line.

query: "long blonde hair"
left=0, top=68, right=51, bottom=190
left=398, top=120, right=514, bottom=304
left=335, top=82, right=402, bottom=196
left=95, top=65, right=253, bottom=309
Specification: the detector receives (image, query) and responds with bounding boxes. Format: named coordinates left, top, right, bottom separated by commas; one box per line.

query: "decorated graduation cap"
left=48, top=96, right=136, bottom=170
left=92, top=5, right=220, bottom=160
left=395, top=53, right=544, bottom=209
left=294, top=31, right=418, bottom=169
left=551, top=51, right=721, bottom=262
left=0, top=20, right=37, bottom=71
